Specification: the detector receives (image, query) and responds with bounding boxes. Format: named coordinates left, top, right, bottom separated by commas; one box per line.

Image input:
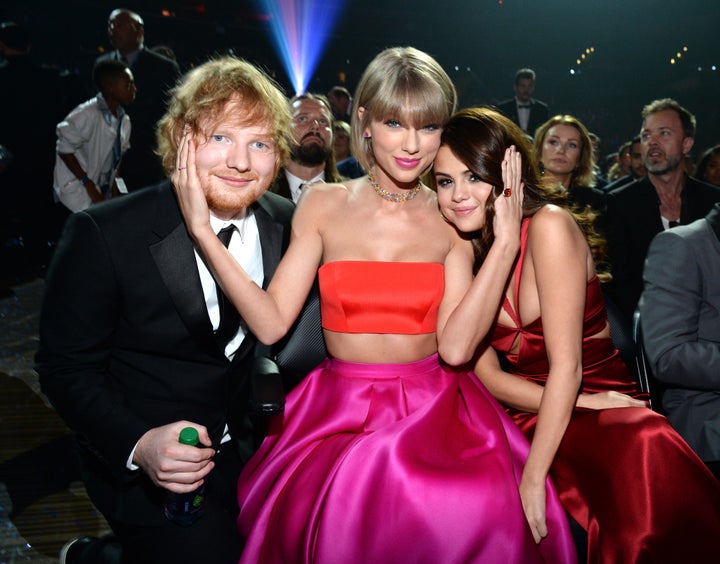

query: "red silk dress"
left=489, top=218, right=720, bottom=563
left=237, top=261, right=577, bottom=563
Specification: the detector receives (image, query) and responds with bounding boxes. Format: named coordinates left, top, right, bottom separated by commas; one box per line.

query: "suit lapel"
left=253, top=200, right=284, bottom=288
left=148, top=187, right=217, bottom=351
left=637, top=178, right=664, bottom=235
left=148, top=187, right=289, bottom=358
left=706, top=203, right=720, bottom=241
left=270, top=170, right=292, bottom=201
left=680, top=177, right=709, bottom=225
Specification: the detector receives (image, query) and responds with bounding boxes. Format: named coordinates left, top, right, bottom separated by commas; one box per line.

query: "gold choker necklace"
left=368, top=170, right=421, bottom=203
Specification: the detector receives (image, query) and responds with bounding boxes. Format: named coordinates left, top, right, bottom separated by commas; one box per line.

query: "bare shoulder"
left=301, top=179, right=352, bottom=200
left=528, top=204, right=581, bottom=240
left=294, top=179, right=352, bottom=216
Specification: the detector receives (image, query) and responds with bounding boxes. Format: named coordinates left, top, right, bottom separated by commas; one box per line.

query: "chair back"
left=274, top=280, right=327, bottom=389
left=632, top=310, right=666, bottom=413
left=603, top=289, right=638, bottom=377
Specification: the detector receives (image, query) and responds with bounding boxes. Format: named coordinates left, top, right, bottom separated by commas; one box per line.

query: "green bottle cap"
left=178, top=427, right=199, bottom=446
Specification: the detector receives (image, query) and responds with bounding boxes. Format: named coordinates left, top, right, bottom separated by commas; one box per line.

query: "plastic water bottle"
left=163, top=427, right=206, bottom=526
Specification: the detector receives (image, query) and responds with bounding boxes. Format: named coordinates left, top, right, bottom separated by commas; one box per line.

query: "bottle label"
left=164, top=485, right=206, bottom=526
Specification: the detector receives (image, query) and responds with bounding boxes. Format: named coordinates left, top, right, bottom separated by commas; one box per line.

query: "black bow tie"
left=517, top=104, right=532, bottom=108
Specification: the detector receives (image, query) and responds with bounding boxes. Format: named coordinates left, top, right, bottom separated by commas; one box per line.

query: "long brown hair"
left=439, top=107, right=610, bottom=280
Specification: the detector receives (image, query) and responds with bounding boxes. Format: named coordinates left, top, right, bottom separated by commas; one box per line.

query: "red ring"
left=503, top=188, right=512, bottom=197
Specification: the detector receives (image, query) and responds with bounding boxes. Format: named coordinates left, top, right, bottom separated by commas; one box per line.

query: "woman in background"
left=533, top=115, right=605, bottom=215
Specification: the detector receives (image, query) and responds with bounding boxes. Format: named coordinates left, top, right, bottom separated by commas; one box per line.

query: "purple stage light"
left=257, top=0, right=346, bottom=95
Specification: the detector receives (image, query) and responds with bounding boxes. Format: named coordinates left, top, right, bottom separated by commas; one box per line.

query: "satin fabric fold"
left=490, top=217, right=720, bottom=563
left=238, top=355, right=577, bottom=563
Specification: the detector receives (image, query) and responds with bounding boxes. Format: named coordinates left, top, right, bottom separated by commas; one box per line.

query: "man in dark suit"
left=496, top=68, right=549, bottom=137
left=605, top=98, right=720, bottom=324
left=96, top=9, right=180, bottom=191
left=270, top=93, right=343, bottom=203
left=36, top=57, right=293, bottom=563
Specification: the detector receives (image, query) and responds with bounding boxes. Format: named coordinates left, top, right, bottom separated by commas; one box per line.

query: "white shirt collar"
left=209, top=209, right=250, bottom=234
left=285, top=170, right=325, bottom=203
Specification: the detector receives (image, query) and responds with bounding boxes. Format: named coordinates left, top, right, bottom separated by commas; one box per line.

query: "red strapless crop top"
left=318, top=261, right=444, bottom=334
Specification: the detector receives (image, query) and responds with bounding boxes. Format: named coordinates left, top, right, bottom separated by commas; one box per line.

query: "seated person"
left=435, top=107, right=720, bottom=563
left=639, top=202, right=720, bottom=466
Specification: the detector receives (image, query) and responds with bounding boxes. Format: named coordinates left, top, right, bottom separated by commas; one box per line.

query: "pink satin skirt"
left=237, top=355, right=577, bottom=563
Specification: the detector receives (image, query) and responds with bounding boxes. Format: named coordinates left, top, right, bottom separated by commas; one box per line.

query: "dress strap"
left=503, top=217, right=531, bottom=325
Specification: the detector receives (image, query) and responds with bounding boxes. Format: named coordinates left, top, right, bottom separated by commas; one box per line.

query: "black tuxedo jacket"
left=605, top=175, right=720, bottom=322
left=96, top=48, right=180, bottom=190
left=36, top=181, right=294, bottom=525
left=496, top=98, right=549, bottom=136
left=269, top=167, right=293, bottom=201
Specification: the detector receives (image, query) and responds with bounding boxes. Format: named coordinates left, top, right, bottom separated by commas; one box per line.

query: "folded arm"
left=439, top=147, right=524, bottom=365
left=640, top=230, right=720, bottom=389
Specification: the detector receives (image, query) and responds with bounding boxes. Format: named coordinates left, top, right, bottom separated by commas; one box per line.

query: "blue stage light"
left=257, top=0, right=346, bottom=95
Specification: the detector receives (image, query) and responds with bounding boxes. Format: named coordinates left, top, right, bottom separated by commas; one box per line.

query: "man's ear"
left=682, top=136, right=694, bottom=156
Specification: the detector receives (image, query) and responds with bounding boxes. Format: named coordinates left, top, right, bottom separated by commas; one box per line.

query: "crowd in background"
left=2, top=7, right=720, bottom=563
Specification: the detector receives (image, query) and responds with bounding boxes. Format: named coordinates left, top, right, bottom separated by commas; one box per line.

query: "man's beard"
left=203, top=176, right=266, bottom=213
left=291, top=138, right=332, bottom=167
left=646, top=153, right=681, bottom=176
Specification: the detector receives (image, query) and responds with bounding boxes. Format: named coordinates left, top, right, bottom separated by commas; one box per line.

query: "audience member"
left=0, top=21, right=68, bottom=273
left=604, top=135, right=645, bottom=192
left=496, top=68, right=549, bottom=136
left=53, top=59, right=135, bottom=212
left=696, top=144, right=720, bottom=186
left=174, top=46, right=576, bottom=563
left=36, top=56, right=294, bottom=564
left=605, top=98, right=720, bottom=323
left=533, top=115, right=606, bottom=215
left=435, top=106, right=720, bottom=563
left=606, top=140, right=632, bottom=182
left=96, top=9, right=180, bottom=191
left=269, top=93, right=343, bottom=203
left=332, top=120, right=364, bottom=178
left=326, top=85, right=352, bottom=122
left=639, top=202, right=720, bottom=468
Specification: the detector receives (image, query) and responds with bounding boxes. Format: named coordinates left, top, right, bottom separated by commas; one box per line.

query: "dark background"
left=2, top=0, right=719, bottom=159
